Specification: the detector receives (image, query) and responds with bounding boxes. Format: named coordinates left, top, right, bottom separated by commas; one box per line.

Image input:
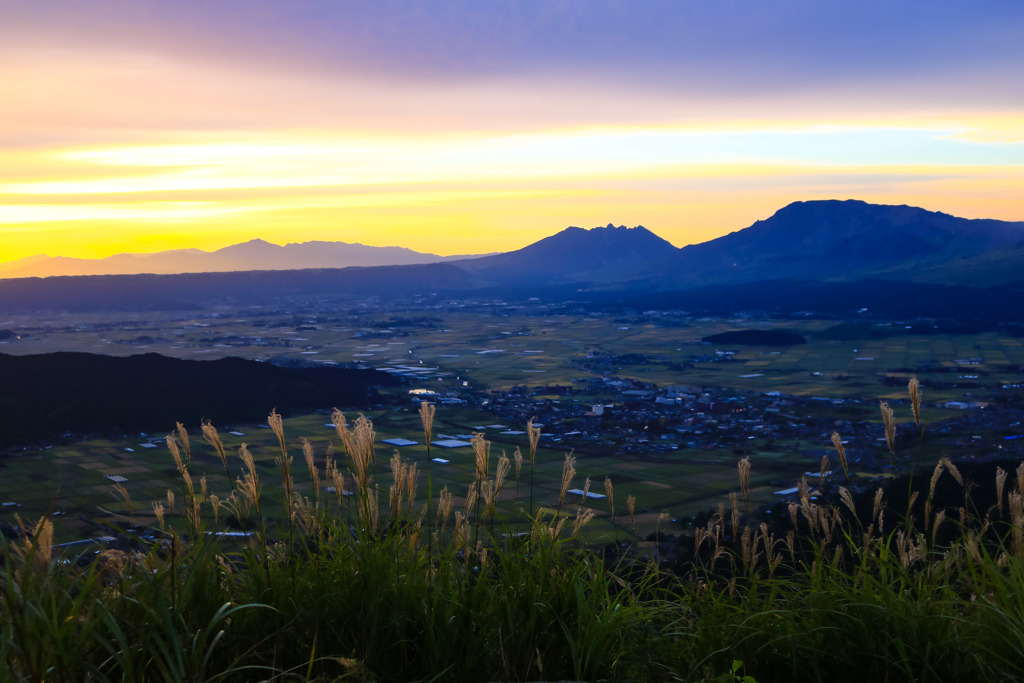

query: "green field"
left=2, top=402, right=808, bottom=543
left=4, top=310, right=1022, bottom=405
left=4, top=308, right=1023, bottom=541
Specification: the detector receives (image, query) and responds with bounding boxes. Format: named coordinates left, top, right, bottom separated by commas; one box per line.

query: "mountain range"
left=0, top=239, right=486, bottom=279
left=2, top=199, right=1023, bottom=319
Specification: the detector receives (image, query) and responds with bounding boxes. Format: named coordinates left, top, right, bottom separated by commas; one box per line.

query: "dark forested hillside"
left=0, top=352, right=397, bottom=448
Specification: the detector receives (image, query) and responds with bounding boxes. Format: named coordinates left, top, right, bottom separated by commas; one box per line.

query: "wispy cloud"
left=1, top=1, right=1022, bottom=262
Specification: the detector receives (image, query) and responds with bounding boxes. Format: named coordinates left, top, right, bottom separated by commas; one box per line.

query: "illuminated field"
left=2, top=403, right=806, bottom=544
left=3, top=308, right=1022, bottom=541
left=3, top=309, right=1022, bottom=404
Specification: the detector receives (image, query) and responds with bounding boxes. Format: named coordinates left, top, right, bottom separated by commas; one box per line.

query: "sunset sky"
left=2, top=1, right=1023, bottom=266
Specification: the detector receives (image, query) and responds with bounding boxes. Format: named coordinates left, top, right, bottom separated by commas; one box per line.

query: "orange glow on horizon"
left=3, top=112, right=1024, bottom=267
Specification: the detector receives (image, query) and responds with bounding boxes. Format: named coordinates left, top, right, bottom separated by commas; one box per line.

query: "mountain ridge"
left=0, top=239, right=490, bottom=279
left=3, top=200, right=1024, bottom=315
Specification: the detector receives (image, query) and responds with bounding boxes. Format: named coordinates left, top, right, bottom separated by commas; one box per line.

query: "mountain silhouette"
left=653, top=199, right=1024, bottom=288
left=0, top=239, right=486, bottom=279
left=2, top=200, right=1024, bottom=316
left=456, top=224, right=677, bottom=285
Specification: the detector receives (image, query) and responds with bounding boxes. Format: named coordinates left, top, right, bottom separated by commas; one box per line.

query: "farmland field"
left=3, top=308, right=1023, bottom=403
left=4, top=305, right=1024, bottom=542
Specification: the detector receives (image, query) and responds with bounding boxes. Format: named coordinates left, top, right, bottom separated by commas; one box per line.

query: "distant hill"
left=455, top=224, right=677, bottom=286
left=3, top=201, right=1024, bottom=319
left=653, top=199, right=1024, bottom=288
left=0, top=352, right=398, bottom=448
left=0, top=239, right=487, bottom=279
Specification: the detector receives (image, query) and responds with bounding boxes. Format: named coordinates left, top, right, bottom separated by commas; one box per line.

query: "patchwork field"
left=4, top=310, right=1023, bottom=406
left=1, top=403, right=806, bottom=544
left=4, top=307, right=1023, bottom=542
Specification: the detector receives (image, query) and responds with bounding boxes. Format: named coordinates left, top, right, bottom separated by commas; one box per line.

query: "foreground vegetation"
left=5, top=394, right=1024, bottom=682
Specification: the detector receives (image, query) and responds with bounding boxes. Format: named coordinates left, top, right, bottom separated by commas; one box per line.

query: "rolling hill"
left=0, top=352, right=398, bottom=447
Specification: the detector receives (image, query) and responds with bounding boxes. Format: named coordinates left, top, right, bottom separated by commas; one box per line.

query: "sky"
left=2, top=0, right=1023, bottom=267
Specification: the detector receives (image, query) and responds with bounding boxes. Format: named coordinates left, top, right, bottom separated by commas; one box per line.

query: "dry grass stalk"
left=389, top=452, right=405, bottom=519
left=222, top=493, right=251, bottom=529
left=759, top=522, right=783, bottom=576
left=293, top=495, right=320, bottom=536
left=13, top=515, right=54, bottom=572
left=366, top=486, right=380, bottom=535
left=201, top=419, right=228, bottom=469
left=879, top=401, right=896, bottom=455
left=332, top=409, right=355, bottom=460
left=476, top=540, right=488, bottom=570
left=966, top=530, right=982, bottom=564
left=152, top=501, right=166, bottom=530
left=480, top=480, right=496, bottom=519
left=464, top=483, right=479, bottom=517
left=929, top=461, right=945, bottom=499
left=819, top=454, right=830, bottom=483
left=405, top=461, right=418, bottom=515
left=839, top=486, right=856, bottom=518
left=330, top=464, right=346, bottom=513
left=236, top=443, right=261, bottom=519
left=787, top=502, right=799, bottom=530
left=209, top=494, right=221, bottom=525
left=342, top=414, right=376, bottom=525
left=740, top=525, right=755, bottom=572
left=941, top=457, right=963, bottom=487
left=419, top=401, right=435, bottom=441
left=325, top=448, right=341, bottom=504
left=557, top=453, right=576, bottom=512
left=111, top=482, right=134, bottom=520
left=437, top=485, right=453, bottom=529
left=580, top=476, right=591, bottom=505
left=895, top=530, right=911, bottom=569
left=932, top=510, right=946, bottom=547
left=604, top=477, right=615, bottom=520
left=831, top=431, right=849, bottom=480
left=175, top=422, right=191, bottom=466
left=571, top=507, right=596, bottom=537
left=514, top=446, right=523, bottom=481
left=166, top=489, right=175, bottom=514
left=453, top=511, right=469, bottom=550
left=996, top=467, right=1008, bottom=514
left=872, top=488, right=885, bottom=524
left=472, top=433, right=491, bottom=485
left=737, top=456, right=751, bottom=508
left=269, top=410, right=295, bottom=523
left=908, top=377, right=922, bottom=428
left=167, top=434, right=185, bottom=475
left=494, top=452, right=511, bottom=497
left=1010, top=492, right=1024, bottom=555
left=1018, top=462, right=1024, bottom=495
left=548, top=515, right=568, bottom=541
left=303, top=438, right=320, bottom=509
left=526, top=417, right=541, bottom=465
left=268, top=409, right=286, bottom=458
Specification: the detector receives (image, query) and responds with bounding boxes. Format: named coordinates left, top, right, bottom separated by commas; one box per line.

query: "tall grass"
left=4, top=387, right=1024, bottom=681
